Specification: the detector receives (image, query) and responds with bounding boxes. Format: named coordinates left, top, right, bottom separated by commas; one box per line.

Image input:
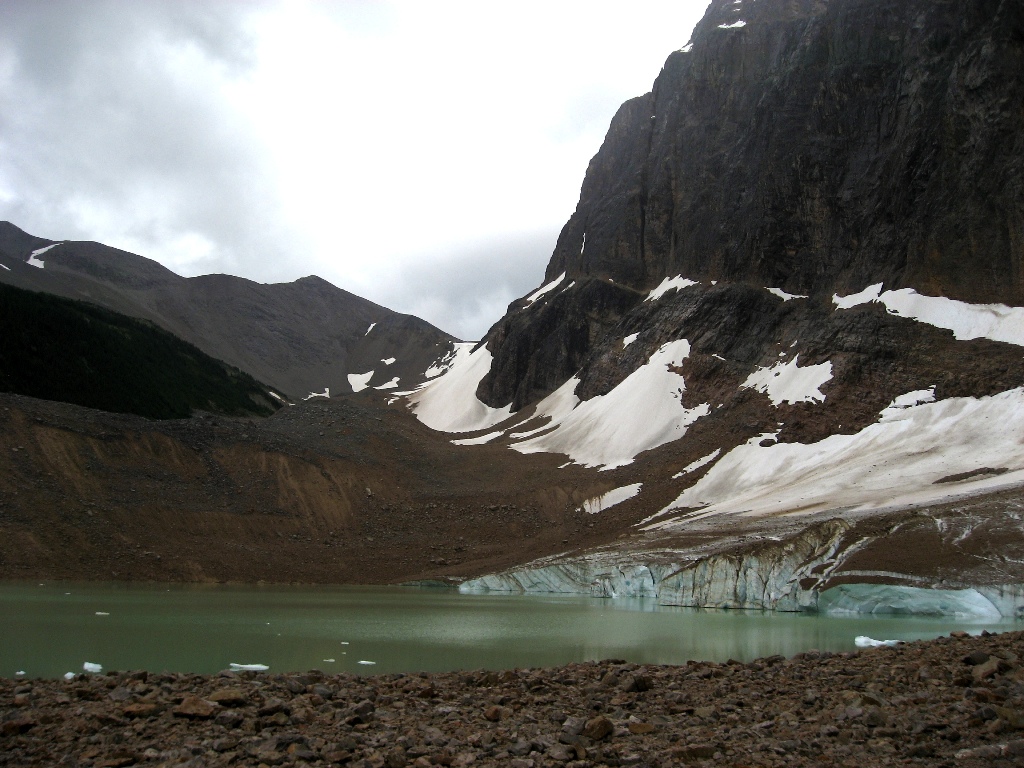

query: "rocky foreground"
left=3, top=632, right=1024, bottom=768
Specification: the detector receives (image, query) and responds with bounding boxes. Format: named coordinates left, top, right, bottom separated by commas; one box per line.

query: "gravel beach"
left=3, top=630, right=1024, bottom=767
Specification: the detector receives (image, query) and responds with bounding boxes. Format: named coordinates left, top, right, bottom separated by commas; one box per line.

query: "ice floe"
left=348, top=372, right=374, bottom=393
left=648, top=387, right=1024, bottom=526
left=854, top=636, right=901, bottom=648
left=524, top=272, right=566, bottom=305
left=834, top=285, right=1024, bottom=347
left=511, top=341, right=710, bottom=469
left=741, top=356, right=833, bottom=405
left=357, top=660, right=376, bottom=666
left=582, top=483, right=642, bottom=514
left=645, top=275, right=698, bottom=302
left=408, top=343, right=513, bottom=432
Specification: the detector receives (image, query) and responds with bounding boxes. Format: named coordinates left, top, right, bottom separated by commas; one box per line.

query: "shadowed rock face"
left=478, top=0, right=1024, bottom=410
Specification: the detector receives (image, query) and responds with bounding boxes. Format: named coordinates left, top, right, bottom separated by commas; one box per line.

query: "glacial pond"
left=1, top=582, right=1018, bottom=679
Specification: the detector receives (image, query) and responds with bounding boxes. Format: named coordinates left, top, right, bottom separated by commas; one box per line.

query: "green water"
left=0, top=582, right=1016, bottom=679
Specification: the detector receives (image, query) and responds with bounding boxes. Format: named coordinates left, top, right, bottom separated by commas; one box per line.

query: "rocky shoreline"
left=3, top=631, right=1024, bottom=767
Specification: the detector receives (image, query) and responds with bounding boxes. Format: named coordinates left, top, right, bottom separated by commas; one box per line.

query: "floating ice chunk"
left=374, top=377, right=400, bottom=390
left=229, top=662, right=269, bottom=671
left=323, top=658, right=335, bottom=663
left=95, top=611, right=109, bottom=616
left=15, top=670, right=25, bottom=676
left=365, top=323, right=376, bottom=335
left=305, top=387, right=330, bottom=400
left=381, top=357, right=396, bottom=365
left=64, top=672, right=75, bottom=680
left=623, top=333, right=639, bottom=348
left=582, top=483, right=642, bottom=514
left=357, top=660, right=376, bottom=665
left=348, top=371, right=374, bottom=393
left=645, top=275, right=698, bottom=302
left=767, top=287, right=808, bottom=302
left=83, top=662, right=102, bottom=673
left=524, top=272, right=566, bottom=305
left=408, top=343, right=513, bottom=433
left=672, top=449, right=721, bottom=479
left=741, top=356, right=833, bottom=405
left=855, top=636, right=901, bottom=648
left=718, top=19, right=747, bottom=28
left=341, top=641, right=350, bottom=645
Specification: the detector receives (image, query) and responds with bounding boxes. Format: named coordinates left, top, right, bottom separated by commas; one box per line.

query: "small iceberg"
left=95, top=611, right=110, bottom=616
left=855, top=636, right=902, bottom=648
left=229, top=662, right=270, bottom=671
left=83, top=662, right=103, bottom=673
left=64, top=672, right=75, bottom=681
left=323, top=658, right=335, bottom=663
left=357, top=660, right=376, bottom=666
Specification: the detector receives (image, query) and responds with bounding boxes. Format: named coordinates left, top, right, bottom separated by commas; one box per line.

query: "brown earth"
left=3, top=630, right=1024, bottom=767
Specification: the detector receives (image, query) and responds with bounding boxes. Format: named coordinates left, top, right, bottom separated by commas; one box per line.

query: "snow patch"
left=304, top=388, right=330, bottom=400
left=679, top=42, right=693, bottom=53
left=424, top=347, right=459, bottom=379
left=648, top=388, right=1024, bottom=527
left=524, top=272, right=566, bottom=305
left=672, top=449, right=721, bottom=479
left=622, top=333, right=639, bottom=348
left=887, top=387, right=936, bottom=410
left=374, top=377, right=400, bottom=390
left=381, top=357, right=396, bottom=365
left=645, top=275, right=698, bottom=302
left=0, top=263, right=9, bottom=271
left=834, top=285, right=1024, bottom=347
left=582, top=483, right=642, bottom=514
left=767, top=287, right=808, bottom=302
left=718, top=19, right=747, bottom=28
left=268, top=391, right=286, bottom=403
left=408, top=343, right=513, bottom=433
left=451, top=431, right=503, bottom=446
left=348, top=372, right=374, bottom=393
left=27, top=243, right=59, bottom=268
left=364, top=323, right=376, bottom=336
left=511, top=341, right=710, bottom=469
left=741, top=356, right=833, bottom=405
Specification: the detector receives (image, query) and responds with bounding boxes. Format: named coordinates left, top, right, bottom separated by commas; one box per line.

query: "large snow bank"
left=511, top=340, right=710, bottom=469
left=648, top=387, right=1024, bottom=526
left=407, top=343, right=513, bottom=433
left=834, top=285, right=1024, bottom=347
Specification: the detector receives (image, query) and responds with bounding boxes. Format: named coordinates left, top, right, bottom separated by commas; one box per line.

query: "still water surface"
left=1, top=582, right=1017, bottom=679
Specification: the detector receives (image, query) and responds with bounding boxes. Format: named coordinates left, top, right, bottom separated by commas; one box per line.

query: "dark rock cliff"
left=479, top=0, right=1024, bottom=411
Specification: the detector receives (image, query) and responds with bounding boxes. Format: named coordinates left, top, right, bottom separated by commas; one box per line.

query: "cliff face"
left=478, top=0, right=1024, bottom=411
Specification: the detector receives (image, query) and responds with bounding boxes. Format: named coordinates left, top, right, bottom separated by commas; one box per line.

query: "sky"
left=0, top=1, right=709, bottom=340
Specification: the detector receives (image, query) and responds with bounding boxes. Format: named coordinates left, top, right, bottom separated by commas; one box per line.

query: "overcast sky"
left=0, top=1, right=708, bottom=340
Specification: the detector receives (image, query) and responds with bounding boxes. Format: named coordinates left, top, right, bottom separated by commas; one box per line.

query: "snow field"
left=407, top=343, right=513, bottom=433
left=648, top=388, right=1024, bottom=528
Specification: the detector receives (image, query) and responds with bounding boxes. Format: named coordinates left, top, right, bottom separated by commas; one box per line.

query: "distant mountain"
left=0, top=282, right=280, bottom=419
left=0, top=221, right=459, bottom=400
left=405, top=0, right=1024, bottom=603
